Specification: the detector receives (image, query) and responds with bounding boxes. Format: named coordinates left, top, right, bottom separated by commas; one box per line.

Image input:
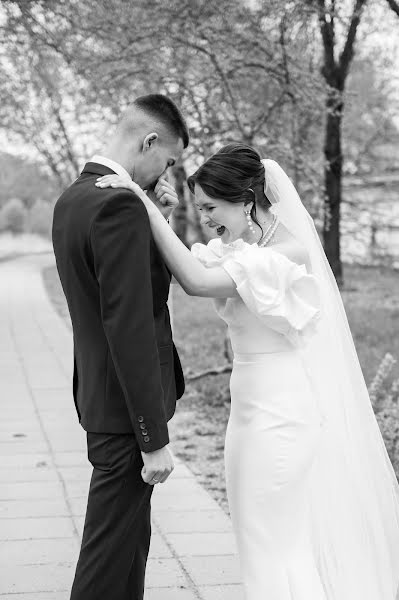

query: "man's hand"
left=141, top=444, right=174, bottom=485
left=146, top=176, right=179, bottom=221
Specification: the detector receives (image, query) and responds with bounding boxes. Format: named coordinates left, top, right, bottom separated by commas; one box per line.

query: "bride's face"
left=194, top=184, right=251, bottom=244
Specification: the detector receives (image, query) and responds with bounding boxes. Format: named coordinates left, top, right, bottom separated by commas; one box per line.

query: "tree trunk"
left=323, top=92, right=344, bottom=285
left=172, top=160, right=189, bottom=246
left=316, top=0, right=368, bottom=286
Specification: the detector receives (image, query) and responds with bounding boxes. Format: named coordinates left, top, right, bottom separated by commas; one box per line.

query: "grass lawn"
left=42, top=262, right=399, bottom=514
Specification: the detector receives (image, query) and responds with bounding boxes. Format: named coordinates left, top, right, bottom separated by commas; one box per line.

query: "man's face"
left=133, top=135, right=184, bottom=190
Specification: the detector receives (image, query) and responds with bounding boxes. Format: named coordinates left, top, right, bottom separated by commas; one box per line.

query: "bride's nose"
left=200, top=213, right=209, bottom=226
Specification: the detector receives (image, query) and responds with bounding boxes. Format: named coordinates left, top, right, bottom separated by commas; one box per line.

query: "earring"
left=244, top=209, right=256, bottom=235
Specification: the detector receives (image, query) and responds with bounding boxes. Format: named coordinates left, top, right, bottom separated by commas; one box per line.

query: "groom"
left=52, top=94, right=188, bottom=599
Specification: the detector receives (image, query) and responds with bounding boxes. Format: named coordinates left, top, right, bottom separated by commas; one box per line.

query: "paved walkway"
left=0, top=254, right=244, bottom=600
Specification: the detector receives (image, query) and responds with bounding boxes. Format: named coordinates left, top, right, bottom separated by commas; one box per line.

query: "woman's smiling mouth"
left=207, top=222, right=226, bottom=236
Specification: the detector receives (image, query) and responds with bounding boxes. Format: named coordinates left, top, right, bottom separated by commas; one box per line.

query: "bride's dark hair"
left=187, top=142, right=271, bottom=233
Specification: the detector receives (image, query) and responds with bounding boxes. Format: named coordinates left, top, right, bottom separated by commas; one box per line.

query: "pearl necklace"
left=258, top=214, right=279, bottom=248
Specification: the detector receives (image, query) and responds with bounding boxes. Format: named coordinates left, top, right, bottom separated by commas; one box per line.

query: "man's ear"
left=142, top=132, right=158, bottom=152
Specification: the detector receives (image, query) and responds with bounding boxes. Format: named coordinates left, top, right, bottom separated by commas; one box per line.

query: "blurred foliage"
left=0, top=151, right=59, bottom=208
left=0, top=197, right=27, bottom=233
left=27, top=199, right=53, bottom=238
left=370, top=353, right=399, bottom=478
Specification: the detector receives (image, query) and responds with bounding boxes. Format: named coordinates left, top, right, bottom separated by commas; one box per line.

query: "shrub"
left=27, top=200, right=53, bottom=238
left=370, top=353, right=399, bottom=478
left=0, top=198, right=27, bottom=234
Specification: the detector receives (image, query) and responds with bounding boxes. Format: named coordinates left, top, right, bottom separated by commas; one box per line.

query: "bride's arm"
left=95, top=175, right=237, bottom=298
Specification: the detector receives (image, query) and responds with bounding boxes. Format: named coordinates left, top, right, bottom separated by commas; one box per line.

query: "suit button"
left=139, top=423, right=146, bottom=429
left=138, top=416, right=144, bottom=423
left=143, top=436, right=150, bottom=442
left=141, top=430, right=148, bottom=436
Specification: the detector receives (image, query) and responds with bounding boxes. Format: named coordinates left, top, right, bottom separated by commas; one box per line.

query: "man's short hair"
left=134, top=94, right=189, bottom=149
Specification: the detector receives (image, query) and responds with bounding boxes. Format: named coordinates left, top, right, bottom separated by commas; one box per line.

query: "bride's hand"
left=95, top=174, right=179, bottom=220
left=95, top=175, right=150, bottom=205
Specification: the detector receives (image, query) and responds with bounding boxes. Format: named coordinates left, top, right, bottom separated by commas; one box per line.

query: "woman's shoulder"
left=268, top=222, right=311, bottom=271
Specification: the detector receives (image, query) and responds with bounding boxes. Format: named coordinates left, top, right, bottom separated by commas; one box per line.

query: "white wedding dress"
left=192, top=238, right=327, bottom=599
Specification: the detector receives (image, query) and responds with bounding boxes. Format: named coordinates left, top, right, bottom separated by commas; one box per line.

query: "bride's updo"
left=187, top=143, right=271, bottom=227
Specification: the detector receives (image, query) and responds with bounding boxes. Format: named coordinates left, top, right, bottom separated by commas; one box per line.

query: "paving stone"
left=0, top=390, right=33, bottom=404
left=63, top=479, right=90, bottom=499
left=154, top=509, right=232, bottom=534
left=24, top=368, right=70, bottom=390
left=54, top=452, right=88, bottom=468
left=68, top=496, right=88, bottom=517
left=57, top=466, right=91, bottom=482
left=200, top=584, right=245, bottom=600
left=72, top=516, right=84, bottom=537
left=0, top=467, right=59, bottom=483
left=44, top=438, right=86, bottom=453
left=151, top=490, right=220, bottom=512
left=148, top=533, right=174, bottom=559
left=0, top=517, right=75, bottom=540
left=145, top=588, right=198, bottom=600
left=180, top=555, right=242, bottom=586
left=0, top=430, right=44, bottom=444
left=167, top=532, right=237, bottom=556
left=0, top=408, right=37, bottom=421
left=0, top=563, right=75, bottom=594
left=168, top=463, right=195, bottom=479
left=0, top=593, right=69, bottom=600
left=0, top=442, right=50, bottom=455
left=40, top=416, right=79, bottom=428
left=155, top=477, right=208, bottom=496
left=0, top=481, right=65, bottom=501
left=31, top=388, right=74, bottom=410
left=0, top=453, right=51, bottom=468
left=0, top=537, right=79, bottom=565
left=0, top=371, right=28, bottom=385
left=145, top=558, right=188, bottom=588
left=40, top=417, right=80, bottom=432
left=0, top=420, right=41, bottom=432
left=0, top=498, right=70, bottom=519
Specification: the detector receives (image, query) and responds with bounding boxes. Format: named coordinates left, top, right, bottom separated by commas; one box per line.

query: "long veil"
left=262, top=159, right=399, bottom=600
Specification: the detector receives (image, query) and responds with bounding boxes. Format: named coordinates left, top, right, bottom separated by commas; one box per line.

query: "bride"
left=96, top=143, right=399, bottom=599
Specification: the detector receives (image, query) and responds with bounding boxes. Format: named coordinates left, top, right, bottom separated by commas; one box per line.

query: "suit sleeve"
left=90, top=191, right=169, bottom=452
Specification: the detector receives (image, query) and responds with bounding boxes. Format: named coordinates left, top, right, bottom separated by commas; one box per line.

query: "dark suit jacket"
left=52, top=162, right=185, bottom=452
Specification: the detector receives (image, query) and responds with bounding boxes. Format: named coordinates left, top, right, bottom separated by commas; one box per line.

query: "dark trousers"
left=70, top=432, right=154, bottom=600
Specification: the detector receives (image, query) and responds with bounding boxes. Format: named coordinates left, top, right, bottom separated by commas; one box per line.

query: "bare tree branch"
left=317, top=0, right=336, bottom=76
left=339, top=0, right=368, bottom=81
left=186, top=363, right=232, bottom=382
left=386, top=0, right=399, bottom=16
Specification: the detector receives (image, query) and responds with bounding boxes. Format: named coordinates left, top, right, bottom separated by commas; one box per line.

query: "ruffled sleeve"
left=191, top=239, right=225, bottom=268
left=192, top=238, right=321, bottom=346
left=223, top=242, right=321, bottom=345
